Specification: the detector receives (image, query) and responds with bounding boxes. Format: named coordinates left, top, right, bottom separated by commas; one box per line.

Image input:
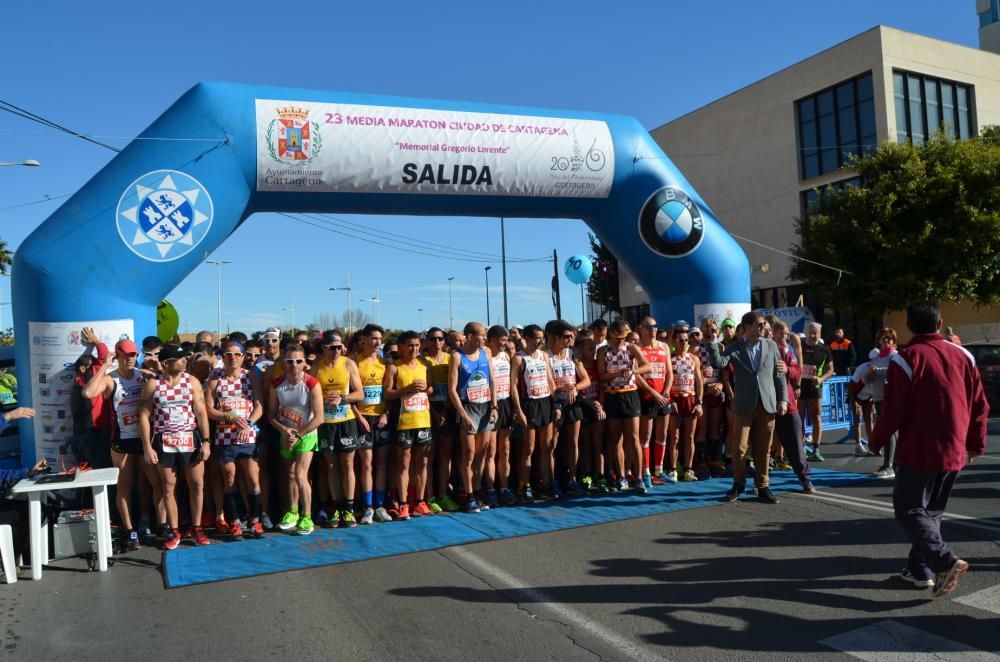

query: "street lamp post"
left=360, top=294, right=381, bottom=326
left=205, top=259, right=232, bottom=341
left=282, top=305, right=295, bottom=330
left=329, top=272, right=353, bottom=332
left=418, top=308, right=423, bottom=329
left=0, top=159, right=40, bottom=167
left=484, top=266, right=492, bottom=325
left=447, top=276, right=455, bottom=330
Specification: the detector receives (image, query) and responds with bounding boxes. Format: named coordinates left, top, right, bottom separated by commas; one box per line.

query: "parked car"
left=966, top=342, right=1000, bottom=415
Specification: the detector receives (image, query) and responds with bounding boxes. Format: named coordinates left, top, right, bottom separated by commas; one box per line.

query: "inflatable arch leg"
left=13, top=83, right=749, bottom=464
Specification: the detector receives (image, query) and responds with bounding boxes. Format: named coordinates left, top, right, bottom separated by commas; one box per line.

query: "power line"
left=0, top=99, right=121, bottom=153
left=730, top=232, right=852, bottom=277
left=0, top=193, right=72, bottom=214
left=0, top=128, right=225, bottom=142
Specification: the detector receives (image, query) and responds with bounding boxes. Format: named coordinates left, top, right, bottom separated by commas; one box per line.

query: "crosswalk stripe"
left=821, top=619, right=1000, bottom=661
left=955, top=584, right=1000, bottom=616
left=800, top=490, right=1000, bottom=536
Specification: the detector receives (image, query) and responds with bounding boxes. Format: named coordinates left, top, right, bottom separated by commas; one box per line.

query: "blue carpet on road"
left=163, top=468, right=872, bottom=587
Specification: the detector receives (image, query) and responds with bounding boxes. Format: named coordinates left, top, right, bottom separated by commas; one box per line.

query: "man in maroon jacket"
left=870, top=301, right=989, bottom=598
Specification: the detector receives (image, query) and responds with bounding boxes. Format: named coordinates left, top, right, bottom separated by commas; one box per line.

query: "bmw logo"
left=638, top=186, right=705, bottom=258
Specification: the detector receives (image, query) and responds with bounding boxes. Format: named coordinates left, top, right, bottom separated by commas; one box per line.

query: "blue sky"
left=0, top=1, right=978, bottom=333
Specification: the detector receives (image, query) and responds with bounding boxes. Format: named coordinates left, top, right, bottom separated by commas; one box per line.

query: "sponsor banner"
left=755, top=306, right=815, bottom=334
left=255, top=99, right=614, bottom=198
left=693, top=302, right=751, bottom=329
left=28, top=319, right=134, bottom=467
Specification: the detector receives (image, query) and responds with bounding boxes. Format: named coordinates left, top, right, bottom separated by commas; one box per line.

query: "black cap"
left=159, top=344, right=191, bottom=361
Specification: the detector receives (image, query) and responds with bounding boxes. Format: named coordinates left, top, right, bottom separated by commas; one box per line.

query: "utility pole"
left=551, top=249, right=561, bottom=320
left=500, top=217, right=509, bottom=327
left=206, top=258, right=232, bottom=341
left=448, top=276, right=455, bottom=330
left=484, top=266, right=492, bottom=325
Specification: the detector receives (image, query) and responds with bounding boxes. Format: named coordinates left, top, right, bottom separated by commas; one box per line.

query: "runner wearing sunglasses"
left=313, top=331, right=364, bottom=527
left=251, top=328, right=284, bottom=530
left=422, top=327, right=458, bottom=513
left=270, top=344, right=324, bottom=535
left=634, top=317, right=674, bottom=486
left=354, top=324, right=392, bottom=524
left=204, top=340, right=265, bottom=539
left=546, top=320, right=590, bottom=498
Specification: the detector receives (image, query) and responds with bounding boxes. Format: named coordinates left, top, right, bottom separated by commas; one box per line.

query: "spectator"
left=0, top=407, right=42, bottom=566
left=869, top=301, right=988, bottom=597
left=829, top=327, right=857, bottom=376
left=69, top=328, right=112, bottom=468
left=943, top=326, right=962, bottom=345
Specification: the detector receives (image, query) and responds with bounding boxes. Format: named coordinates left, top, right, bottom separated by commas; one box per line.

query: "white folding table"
left=10, top=467, right=119, bottom=579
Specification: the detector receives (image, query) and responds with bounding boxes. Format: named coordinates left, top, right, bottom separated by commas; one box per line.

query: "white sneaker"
left=360, top=508, right=374, bottom=525
left=373, top=506, right=392, bottom=523
left=666, top=470, right=678, bottom=483
left=873, top=467, right=895, bottom=479
left=854, top=444, right=870, bottom=457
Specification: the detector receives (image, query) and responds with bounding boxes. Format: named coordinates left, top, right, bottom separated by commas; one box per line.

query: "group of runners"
left=78, top=313, right=864, bottom=550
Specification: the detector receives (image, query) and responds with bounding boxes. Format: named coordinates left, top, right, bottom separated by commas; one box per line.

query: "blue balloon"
left=564, top=255, right=594, bottom=284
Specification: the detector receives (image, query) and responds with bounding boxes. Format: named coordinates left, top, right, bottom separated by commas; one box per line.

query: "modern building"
left=981, top=0, right=1000, bottom=53
left=621, top=23, right=1000, bottom=344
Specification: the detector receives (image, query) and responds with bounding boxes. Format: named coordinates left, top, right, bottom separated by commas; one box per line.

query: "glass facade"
left=796, top=72, right=876, bottom=180
left=980, top=0, right=999, bottom=27
left=893, top=70, right=975, bottom=144
left=801, top=176, right=862, bottom=218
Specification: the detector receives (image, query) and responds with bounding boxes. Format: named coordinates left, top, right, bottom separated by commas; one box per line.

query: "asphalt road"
left=3, top=428, right=999, bottom=662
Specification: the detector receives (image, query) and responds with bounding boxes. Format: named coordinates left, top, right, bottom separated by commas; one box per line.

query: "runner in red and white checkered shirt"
left=139, top=343, right=211, bottom=550
left=205, top=340, right=264, bottom=540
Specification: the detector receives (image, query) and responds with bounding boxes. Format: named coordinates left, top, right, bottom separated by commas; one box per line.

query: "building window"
left=796, top=72, right=876, bottom=181
left=893, top=70, right=975, bottom=145
left=800, top=176, right=862, bottom=218
left=980, top=0, right=999, bottom=27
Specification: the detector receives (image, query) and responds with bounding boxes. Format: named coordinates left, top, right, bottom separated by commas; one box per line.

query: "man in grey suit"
left=707, top=311, right=787, bottom=504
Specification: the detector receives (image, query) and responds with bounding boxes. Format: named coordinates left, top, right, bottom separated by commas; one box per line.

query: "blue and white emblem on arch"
left=116, top=169, right=213, bottom=262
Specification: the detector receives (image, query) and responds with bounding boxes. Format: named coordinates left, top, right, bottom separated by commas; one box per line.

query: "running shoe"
left=162, top=530, right=182, bottom=550
left=549, top=480, right=563, bottom=500
left=277, top=511, right=299, bottom=531
left=373, top=506, right=393, bottom=523
left=436, top=494, right=461, bottom=513
left=632, top=479, right=647, bottom=494
left=341, top=511, right=357, bottom=528
left=566, top=479, right=586, bottom=496
left=642, top=474, right=653, bottom=490
left=618, top=477, right=630, bottom=491
left=594, top=477, right=611, bottom=493
left=651, top=473, right=666, bottom=486
left=261, top=513, right=275, bottom=530
left=810, top=449, right=825, bottom=462
left=361, top=508, right=374, bottom=525
left=680, top=470, right=699, bottom=482
left=775, top=460, right=793, bottom=471
left=315, top=509, right=330, bottom=527
left=800, top=480, right=816, bottom=495
left=500, top=488, right=518, bottom=506
left=804, top=433, right=813, bottom=445
left=249, top=519, right=264, bottom=539
left=215, top=517, right=231, bottom=535
left=666, top=470, right=679, bottom=483
left=230, top=520, right=243, bottom=540
left=413, top=501, right=432, bottom=517
left=873, top=467, right=895, bottom=479
left=520, top=487, right=535, bottom=504
left=428, top=500, right=443, bottom=514
left=486, top=489, right=500, bottom=509
left=933, top=559, right=969, bottom=597
left=138, top=518, right=152, bottom=540
left=466, top=498, right=481, bottom=513
left=396, top=503, right=411, bottom=521
left=325, top=510, right=340, bottom=528
left=900, top=568, right=934, bottom=588
left=696, top=466, right=711, bottom=481
left=191, top=527, right=211, bottom=546
left=126, top=530, right=141, bottom=552
left=854, top=444, right=871, bottom=457
left=296, top=515, right=314, bottom=536
left=580, top=475, right=593, bottom=491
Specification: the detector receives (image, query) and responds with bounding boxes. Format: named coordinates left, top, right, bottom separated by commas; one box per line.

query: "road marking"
left=447, top=545, right=668, bottom=662
left=821, top=619, right=1000, bottom=661
left=802, top=490, right=1000, bottom=536
left=956, top=584, right=1000, bottom=616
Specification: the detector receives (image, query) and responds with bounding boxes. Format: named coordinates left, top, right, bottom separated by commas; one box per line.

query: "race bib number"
left=430, top=383, right=448, bottom=402
left=802, top=364, right=818, bottom=380
left=122, top=413, right=139, bottom=427
left=527, top=373, right=549, bottom=399
left=219, top=397, right=250, bottom=429
left=324, top=402, right=349, bottom=422
left=403, top=392, right=429, bottom=412
left=466, top=374, right=491, bottom=404
left=280, top=405, right=304, bottom=429
left=162, top=430, right=194, bottom=452
left=649, top=362, right=666, bottom=380
left=494, top=371, right=510, bottom=399
left=362, top=385, right=383, bottom=406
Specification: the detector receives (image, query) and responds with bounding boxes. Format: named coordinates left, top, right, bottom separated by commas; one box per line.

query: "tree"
left=586, top=233, right=620, bottom=315
left=310, top=309, right=372, bottom=333
left=792, top=131, right=1000, bottom=315
left=0, top=240, right=11, bottom=276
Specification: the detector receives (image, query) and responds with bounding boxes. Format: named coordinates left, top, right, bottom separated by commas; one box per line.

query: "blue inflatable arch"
left=13, top=83, right=749, bottom=463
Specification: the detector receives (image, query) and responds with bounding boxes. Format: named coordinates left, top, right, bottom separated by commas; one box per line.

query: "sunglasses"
left=263, top=338, right=279, bottom=344
left=119, top=353, right=138, bottom=359
left=641, top=324, right=657, bottom=330
left=325, top=344, right=344, bottom=350
left=245, top=352, right=261, bottom=359
left=285, top=358, right=306, bottom=365
left=430, top=336, right=445, bottom=341
left=223, top=352, right=243, bottom=357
